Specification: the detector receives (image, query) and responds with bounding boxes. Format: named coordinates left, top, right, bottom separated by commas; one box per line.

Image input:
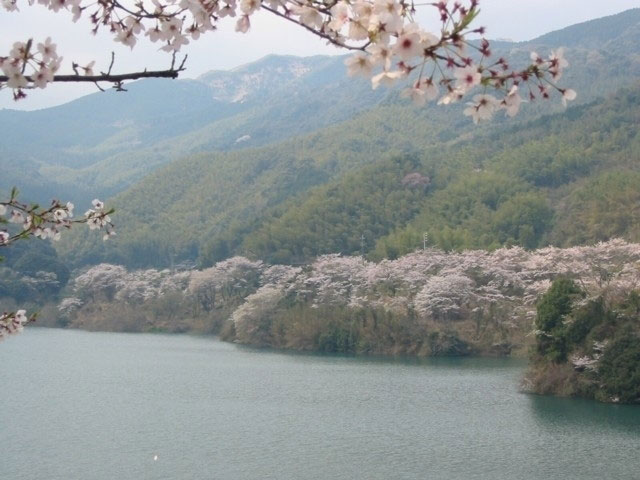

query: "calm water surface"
left=1, top=328, right=639, bottom=480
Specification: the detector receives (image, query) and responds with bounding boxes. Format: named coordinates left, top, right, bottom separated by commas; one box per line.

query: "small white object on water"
left=153, top=455, right=158, bottom=461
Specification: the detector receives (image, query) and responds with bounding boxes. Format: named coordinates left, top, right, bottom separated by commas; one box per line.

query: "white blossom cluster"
left=570, top=354, right=598, bottom=372
left=0, top=37, right=63, bottom=97
left=289, top=254, right=365, bottom=307
left=56, top=239, right=640, bottom=337
left=0, top=194, right=115, bottom=247
left=57, top=296, right=84, bottom=316
left=0, top=193, right=116, bottom=333
left=188, top=256, right=265, bottom=311
left=84, top=199, right=115, bottom=238
left=569, top=340, right=609, bottom=372
left=73, top=263, right=190, bottom=303
left=1, top=0, right=574, bottom=118
left=231, top=285, right=284, bottom=343
left=0, top=309, right=33, bottom=341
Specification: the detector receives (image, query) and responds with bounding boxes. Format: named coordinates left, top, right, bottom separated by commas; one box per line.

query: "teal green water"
left=1, top=328, right=639, bottom=480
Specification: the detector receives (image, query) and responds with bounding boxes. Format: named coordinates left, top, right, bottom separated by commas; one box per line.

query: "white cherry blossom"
left=454, top=65, right=482, bottom=92
left=348, top=19, right=369, bottom=41
left=561, top=88, right=577, bottom=106
left=295, top=5, right=324, bottom=29
left=464, top=94, right=499, bottom=123
left=9, top=210, right=24, bottom=223
left=437, top=87, right=465, bottom=105
left=501, top=86, right=523, bottom=117
left=371, top=69, right=404, bottom=89
left=37, top=37, right=58, bottom=62
left=235, top=15, right=250, bottom=33
left=328, top=2, right=350, bottom=31
left=393, top=32, right=423, bottom=61
left=365, top=44, right=393, bottom=70
left=345, top=53, right=373, bottom=77
left=32, top=67, right=54, bottom=89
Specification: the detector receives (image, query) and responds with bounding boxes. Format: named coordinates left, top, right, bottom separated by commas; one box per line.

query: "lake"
left=1, top=328, right=639, bottom=479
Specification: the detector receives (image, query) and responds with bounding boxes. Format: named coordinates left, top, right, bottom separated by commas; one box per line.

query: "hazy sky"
left=1, top=1, right=637, bottom=110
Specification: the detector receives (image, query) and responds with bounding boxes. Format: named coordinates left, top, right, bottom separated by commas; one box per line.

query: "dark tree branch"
left=0, top=68, right=184, bottom=84
left=261, top=5, right=368, bottom=52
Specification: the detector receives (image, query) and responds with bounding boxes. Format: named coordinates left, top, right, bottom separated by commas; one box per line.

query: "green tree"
left=535, top=278, right=583, bottom=362
left=598, top=330, right=640, bottom=403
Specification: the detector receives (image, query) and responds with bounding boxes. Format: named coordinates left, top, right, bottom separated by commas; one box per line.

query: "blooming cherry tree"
left=188, top=256, right=264, bottom=311
left=232, top=285, right=284, bottom=344
left=1, top=0, right=574, bottom=119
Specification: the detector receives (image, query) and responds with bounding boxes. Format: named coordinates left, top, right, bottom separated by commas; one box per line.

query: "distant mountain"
left=529, top=8, right=640, bottom=49
left=0, top=55, right=380, bottom=204
left=198, top=55, right=349, bottom=104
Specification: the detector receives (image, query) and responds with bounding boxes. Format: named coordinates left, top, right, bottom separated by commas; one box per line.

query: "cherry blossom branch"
left=0, top=189, right=115, bottom=340
left=0, top=0, right=575, bottom=121
left=0, top=310, right=37, bottom=342
left=0, top=188, right=116, bottom=247
left=260, top=4, right=367, bottom=51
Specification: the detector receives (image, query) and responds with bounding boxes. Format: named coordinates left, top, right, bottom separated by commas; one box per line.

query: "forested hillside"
left=59, top=83, right=640, bottom=268
left=215, top=86, right=640, bottom=263
left=372, top=90, right=640, bottom=257
left=57, top=104, right=461, bottom=267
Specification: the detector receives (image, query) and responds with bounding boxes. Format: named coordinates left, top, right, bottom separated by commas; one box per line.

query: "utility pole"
left=423, top=232, right=429, bottom=251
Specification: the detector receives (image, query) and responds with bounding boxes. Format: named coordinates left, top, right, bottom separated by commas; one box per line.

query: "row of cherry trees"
left=44, top=239, right=640, bottom=346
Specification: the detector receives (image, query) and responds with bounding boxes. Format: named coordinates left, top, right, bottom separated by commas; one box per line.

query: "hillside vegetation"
left=57, top=103, right=460, bottom=267
left=59, top=83, right=640, bottom=268
left=525, top=278, right=640, bottom=404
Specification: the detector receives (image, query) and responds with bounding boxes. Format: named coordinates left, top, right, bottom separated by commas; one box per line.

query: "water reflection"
left=235, top=341, right=528, bottom=371
left=528, top=394, right=640, bottom=434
